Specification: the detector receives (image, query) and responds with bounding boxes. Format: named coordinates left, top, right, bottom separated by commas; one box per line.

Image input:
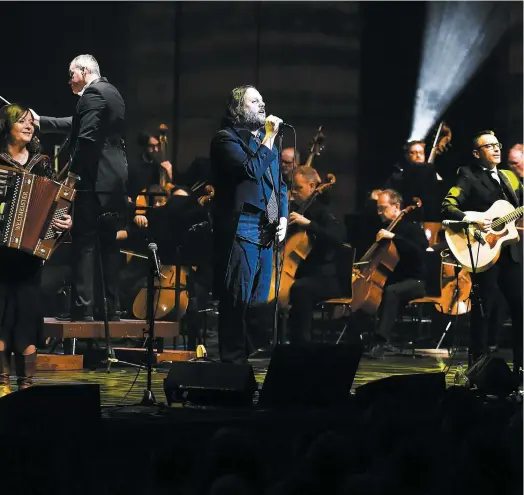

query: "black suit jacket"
left=442, top=163, right=523, bottom=263
left=40, top=77, right=128, bottom=212
left=295, top=199, right=345, bottom=279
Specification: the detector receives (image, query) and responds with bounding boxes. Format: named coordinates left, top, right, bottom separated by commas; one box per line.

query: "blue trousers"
left=218, top=238, right=273, bottom=364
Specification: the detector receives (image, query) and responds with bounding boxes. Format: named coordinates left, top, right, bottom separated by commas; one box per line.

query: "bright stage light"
left=409, top=1, right=512, bottom=142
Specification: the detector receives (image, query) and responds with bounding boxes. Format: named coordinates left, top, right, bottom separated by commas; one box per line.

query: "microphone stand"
left=270, top=131, right=285, bottom=350
left=141, top=242, right=161, bottom=405
left=463, top=225, right=486, bottom=368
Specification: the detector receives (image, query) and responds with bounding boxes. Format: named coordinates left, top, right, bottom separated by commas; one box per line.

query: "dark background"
left=1, top=1, right=522, bottom=221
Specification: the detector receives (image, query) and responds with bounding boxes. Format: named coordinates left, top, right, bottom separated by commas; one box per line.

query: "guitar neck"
left=492, top=206, right=524, bottom=229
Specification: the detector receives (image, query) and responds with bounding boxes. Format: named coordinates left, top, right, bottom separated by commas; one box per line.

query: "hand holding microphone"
left=264, top=115, right=283, bottom=140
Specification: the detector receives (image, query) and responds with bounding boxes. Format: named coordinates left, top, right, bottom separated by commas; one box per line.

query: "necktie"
left=490, top=169, right=500, bottom=184
left=253, top=134, right=279, bottom=223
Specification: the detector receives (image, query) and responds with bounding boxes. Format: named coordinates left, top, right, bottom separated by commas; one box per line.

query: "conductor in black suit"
left=442, top=130, right=523, bottom=378
left=33, top=54, right=128, bottom=321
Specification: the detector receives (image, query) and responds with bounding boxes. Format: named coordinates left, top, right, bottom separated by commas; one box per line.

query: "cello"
left=268, top=173, right=336, bottom=309
left=131, top=184, right=216, bottom=321
left=351, top=197, right=423, bottom=315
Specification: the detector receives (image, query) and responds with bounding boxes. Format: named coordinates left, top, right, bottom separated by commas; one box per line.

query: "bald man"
left=507, top=143, right=523, bottom=180
left=281, top=147, right=301, bottom=187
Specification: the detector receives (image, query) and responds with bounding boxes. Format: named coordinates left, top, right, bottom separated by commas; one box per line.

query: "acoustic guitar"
left=444, top=200, right=523, bottom=272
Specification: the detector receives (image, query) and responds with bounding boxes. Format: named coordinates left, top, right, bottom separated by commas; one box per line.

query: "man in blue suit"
left=210, top=85, right=288, bottom=364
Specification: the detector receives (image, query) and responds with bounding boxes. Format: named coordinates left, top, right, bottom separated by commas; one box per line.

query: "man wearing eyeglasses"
left=31, top=54, right=128, bottom=323
left=442, top=130, right=523, bottom=383
left=369, top=189, right=428, bottom=358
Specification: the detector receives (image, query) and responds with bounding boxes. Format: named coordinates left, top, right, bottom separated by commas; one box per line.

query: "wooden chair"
left=316, top=244, right=356, bottom=344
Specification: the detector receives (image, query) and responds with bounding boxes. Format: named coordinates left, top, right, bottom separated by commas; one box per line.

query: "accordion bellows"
left=0, top=165, right=75, bottom=260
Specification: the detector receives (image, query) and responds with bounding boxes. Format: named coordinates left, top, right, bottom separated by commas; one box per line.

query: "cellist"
left=287, top=166, right=345, bottom=345
left=370, top=189, right=428, bottom=358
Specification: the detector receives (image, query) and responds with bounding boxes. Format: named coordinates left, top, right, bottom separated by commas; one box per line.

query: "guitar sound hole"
left=491, top=217, right=505, bottom=232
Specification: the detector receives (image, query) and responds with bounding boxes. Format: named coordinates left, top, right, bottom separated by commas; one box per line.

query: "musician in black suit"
left=286, top=166, right=345, bottom=345
left=210, top=85, right=288, bottom=364
left=370, top=189, right=428, bottom=358
left=33, top=54, right=128, bottom=321
left=442, top=130, right=523, bottom=379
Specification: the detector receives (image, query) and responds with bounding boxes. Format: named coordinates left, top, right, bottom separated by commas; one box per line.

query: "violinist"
left=287, top=166, right=345, bottom=345
left=370, top=189, right=428, bottom=358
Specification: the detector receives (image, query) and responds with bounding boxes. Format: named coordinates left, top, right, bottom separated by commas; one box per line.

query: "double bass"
left=423, top=121, right=452, bottom=245
left=131, top=184, right=215, bottom=321
left=421, top=122, right=472, bottom=316
left=135, top=123, right=175, bottom=215
left=351, top=198, right=422, bottom=315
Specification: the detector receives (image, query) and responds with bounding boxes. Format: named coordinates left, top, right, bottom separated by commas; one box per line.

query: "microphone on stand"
left=442, top=219, right=476, bottom=228
left=148, top=242, right=162, bottom=276
left=277, top=122, right=294, bottom=135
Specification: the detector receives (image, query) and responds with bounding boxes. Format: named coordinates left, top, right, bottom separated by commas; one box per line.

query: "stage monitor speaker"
left=163, top=361, right=257, bottom=407
left=466, top=355, right=516, bottom=397
left=0, top=384, right=101, bottom=435
left=355, top=372, right=446, bottom=407
left=258, top=344, right=362, bottom=409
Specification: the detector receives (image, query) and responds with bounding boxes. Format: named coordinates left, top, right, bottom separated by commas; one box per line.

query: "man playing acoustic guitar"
left=442, top=130, right=523, bottom=383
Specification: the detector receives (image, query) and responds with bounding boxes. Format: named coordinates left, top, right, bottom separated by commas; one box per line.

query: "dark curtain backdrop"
left=1, top=1, right=521, bottom=224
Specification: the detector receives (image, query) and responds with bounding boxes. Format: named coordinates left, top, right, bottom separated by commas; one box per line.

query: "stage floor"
left=17, top=348, right=513, bottom=408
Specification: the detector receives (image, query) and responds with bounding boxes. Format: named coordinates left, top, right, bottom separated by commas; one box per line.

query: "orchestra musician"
left=442, top=130, right=523, bottom=381
left=370, top=189, right=428, bottom=358
left=128, top=130, right=175, bottom=200
left=32, top=54, right=128, bottom=322
left=384, top=140, right=445, bottom=223
left=210, top=85, right=288, bottom=365
left=287, top=166, right=345, bottom=345
left=507, top=143, right=523, bottom=180
left=0, top=104, right=72, bottom=396
left=281, top=147, right=301, bottom=188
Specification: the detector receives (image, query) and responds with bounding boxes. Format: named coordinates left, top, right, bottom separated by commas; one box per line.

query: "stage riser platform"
left=43, top=318, right=179, bottom=339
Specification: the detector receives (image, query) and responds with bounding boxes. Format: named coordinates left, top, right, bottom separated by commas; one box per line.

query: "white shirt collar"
left=77, top=78, right=96, bottom=97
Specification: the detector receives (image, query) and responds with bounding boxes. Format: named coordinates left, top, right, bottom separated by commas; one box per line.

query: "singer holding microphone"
left=210, top=85, right=288, bottom=364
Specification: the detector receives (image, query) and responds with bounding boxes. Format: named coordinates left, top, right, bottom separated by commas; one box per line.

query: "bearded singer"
left=210, top=85, right=288, bottom=364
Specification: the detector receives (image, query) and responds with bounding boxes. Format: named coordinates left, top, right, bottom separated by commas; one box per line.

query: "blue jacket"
left=210, top=124, right=288, bottom=291
left=210, top=125, right=288, bottom=221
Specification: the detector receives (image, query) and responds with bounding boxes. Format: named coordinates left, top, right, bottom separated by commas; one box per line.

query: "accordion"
left=0, top=165, right=76, bottom=260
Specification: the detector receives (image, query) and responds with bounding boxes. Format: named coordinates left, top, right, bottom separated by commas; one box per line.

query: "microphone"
left=148, top=242, right=161, bottom=276
left=281, top=122, right=294, bottom=129
left=442, top=220, right=475, bottom=228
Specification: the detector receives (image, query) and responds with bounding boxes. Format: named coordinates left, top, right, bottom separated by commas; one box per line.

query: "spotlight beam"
left=410, top=1, right=512, bottom=142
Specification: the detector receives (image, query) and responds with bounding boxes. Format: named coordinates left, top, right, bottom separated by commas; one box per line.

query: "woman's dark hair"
left=0, top=104, right=41, bottom=153
left=221, top=85, right=256, bottom=127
